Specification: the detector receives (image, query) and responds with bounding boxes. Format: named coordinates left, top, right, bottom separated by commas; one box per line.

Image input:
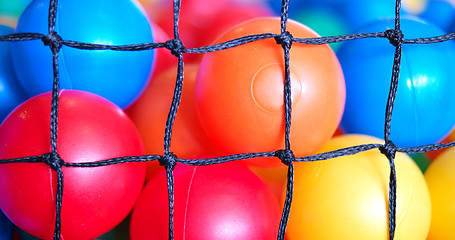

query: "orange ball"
left=425, top=147, right=455, bottom=239
left=196, top=17, right=345, bottom=163
left=126, top=64, right=221, bottom=179
left=286, top=134, right=431, bottom=239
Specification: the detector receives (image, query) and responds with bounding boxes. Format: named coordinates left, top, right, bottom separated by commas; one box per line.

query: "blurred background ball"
left=0, top=0, right=32, bottom=27
left=0, top=210, right=13, bottom=240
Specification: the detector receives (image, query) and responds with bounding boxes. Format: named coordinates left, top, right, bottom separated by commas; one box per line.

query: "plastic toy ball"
left=292, top=5, right=349, bottom=51
left=340, top=0, right=400, bottom=32
left=130, top=162, right=282, bottom=240
left=0, top=0, right=31, bottom=27
left=12, top=0, right=155, bottom=109
left=424, top=147, right=455, bottom=239
left=419, top=0, right=455, bottom=31
left=0, top=210, right=13, bottom=240
left=0, top=24, right=27, bottom=123
left=409, top=153, right=431, bottom=173
left=267, top=0, right=350, bottom=16
left=196, top=17, right=345, bottom=162
left=337, top=17, right=455, bottom=148
left=153, top=0, right=272, bottom=63
left=148, top=23, right=177, bottom=77
left=424, top=127, right=455, bottom=160
left=287, top=134, right=431, bottom=240
left=0, top=90, right=146, bottom=239
left=198, top=3, right=273, bottom=49
left=125, top=64, right=222, bottom=180
left=248, top=165, right=288, bottom=201
left=402, top=0, right=428, bottom=15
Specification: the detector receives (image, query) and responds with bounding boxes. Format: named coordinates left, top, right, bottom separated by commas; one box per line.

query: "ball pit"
left=0, top=0, right=454, bottom=239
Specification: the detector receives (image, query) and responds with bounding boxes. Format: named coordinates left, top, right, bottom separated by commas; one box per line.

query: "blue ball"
left=341, top=0, right=399, bottom=32
left=267, top=0, right=349, bottom=18
left=0, top=210, right=13, bottom=240
left=337, top=17, right=455, bottom=148
left=419, top=0, right=455, bottom=32
left=12, top=0, right=155, bottom=109
left=0, top=24, right=27, bottom=123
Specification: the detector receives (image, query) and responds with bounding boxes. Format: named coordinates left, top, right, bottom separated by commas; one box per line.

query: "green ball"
left=0, top=0, right=31, bottom=18
left=0, top=0, right=32, bottom=27
left=294, top=6, right=349, bottom=51
left=409, top=153, right=431, bottom=173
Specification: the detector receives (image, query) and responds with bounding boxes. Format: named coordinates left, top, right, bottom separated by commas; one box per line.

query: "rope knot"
left=385, top=29, right=403, bottom=47
left=41, top=31, right=63, bottom=52
left=276, top=149, right=295, bottom=166
left=42, top=152, right=64, bottom=171
left=159, top=152, right=177, bottom=171
left=164, top=39, right=186, bottom=57
left=274, top=31, right=293, bottom=49
left=379, top=141, right=397, bottom=159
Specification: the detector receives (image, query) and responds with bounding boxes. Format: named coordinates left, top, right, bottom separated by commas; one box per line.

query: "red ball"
left=149, top=23, right=178, bottom=76
left=153, top=0, right=272, bottom=49
left=0, top=90, right=146, bottom=239
left=130, top=162, right=282, bottom=240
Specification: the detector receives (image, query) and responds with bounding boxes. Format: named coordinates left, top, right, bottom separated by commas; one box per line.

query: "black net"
left=1, top=0, right=455, bottom=239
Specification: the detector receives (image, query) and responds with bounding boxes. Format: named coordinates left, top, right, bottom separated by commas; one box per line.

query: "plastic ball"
left=424, top=127, right=455, bottom=160
left=0, top=0, right=31, bottom=27
left=419, top=0, right=455, bottom=31
left=12, top=0, right=155, bottom=109
left=248, top=165, right=288, bottom=201
left=148, top=23, right=177, bottom=77
left=409, top=153, right=431, bottom=173
left=0, top=90, right=146, bottom=239
left=0, top=24, right=27, bottom=123
left=292, top=5, right=349, bottom=51
left=287, top=134, right=431, bottom=239
left=130, top=162, right=282, bottom=240
left=267, top=0, right=350, bottom=16
left=338, top=17, right=455, bottom=148
left=0, top=210, right=13, bottom=240
left=340, top=0, right=402, bottom=32
left=402, top=0, right=428, bottom=14
left=153, top=0, right=272, bottom=51
left=126, top=64, right=222, bottom=180
left=196, top=17, right=345, bottom=162
left=425, top=147, right=455, bottom=239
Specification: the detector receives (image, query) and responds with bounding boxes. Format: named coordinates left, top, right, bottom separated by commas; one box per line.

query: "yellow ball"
left=402, top=0, right=428, bottom=14
left=425, top=147, right=455, bottom=239
left=286, top=134, right=431, bottom=240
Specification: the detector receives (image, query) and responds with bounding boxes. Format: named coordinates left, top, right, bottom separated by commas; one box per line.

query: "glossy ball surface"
left=126, top=64, right=221, bottom=179
left=130, top=162, right=281, bottom=240
left=0, top=24, right=27, bottom=123
left=425, top=147, right=455, bottom=239
left=0, top=90, right=146, bottom=239
left=196, top=17, right=345, bottom=160
left=12, top=0, right=155, bottom=109
left=287, top=134, right=431, bottom=239
left=338, top=17, right=455, bottom=148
